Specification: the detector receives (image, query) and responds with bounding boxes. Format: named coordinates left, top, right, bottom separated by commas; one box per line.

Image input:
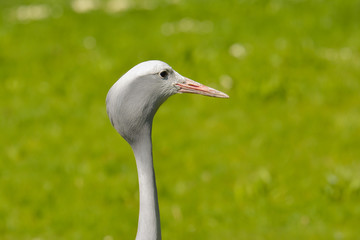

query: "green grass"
left=1, top=0, right=360, bottom=239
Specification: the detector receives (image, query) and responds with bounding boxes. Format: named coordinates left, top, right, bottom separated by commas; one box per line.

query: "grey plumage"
left=106, top=60, right=228, bottom=240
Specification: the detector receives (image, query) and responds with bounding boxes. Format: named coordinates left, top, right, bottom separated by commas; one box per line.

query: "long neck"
left=131, top=127, right=161, bottom=240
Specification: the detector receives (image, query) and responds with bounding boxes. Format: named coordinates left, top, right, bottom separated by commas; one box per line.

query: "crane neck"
left=131, top=127, right=161, bottom=240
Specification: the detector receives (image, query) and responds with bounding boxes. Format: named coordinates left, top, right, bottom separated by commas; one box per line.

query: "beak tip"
left=222, top=93, right=230, bottom=98
left=213, top=91, right=229, bottom=99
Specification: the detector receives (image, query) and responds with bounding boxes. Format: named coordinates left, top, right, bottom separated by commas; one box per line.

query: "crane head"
left=106, top=60, right=228, bottom=144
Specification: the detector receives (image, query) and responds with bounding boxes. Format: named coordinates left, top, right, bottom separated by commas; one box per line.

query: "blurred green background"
left=1, top=0, right=360, bottom=239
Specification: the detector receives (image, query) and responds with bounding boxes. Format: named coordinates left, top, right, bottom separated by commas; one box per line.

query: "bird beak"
left=175, top=78, right=229, bottom=98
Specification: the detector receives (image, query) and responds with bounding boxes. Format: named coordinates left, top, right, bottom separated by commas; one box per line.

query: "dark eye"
left=159, top=70, right=168, bottom=79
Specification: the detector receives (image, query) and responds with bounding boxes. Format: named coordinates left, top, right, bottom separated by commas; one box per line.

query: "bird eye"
left=159, top=70, right=168, bottom=79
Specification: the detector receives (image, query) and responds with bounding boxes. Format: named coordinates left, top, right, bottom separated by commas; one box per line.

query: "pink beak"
left=176, top=78, right=229, bottom=98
